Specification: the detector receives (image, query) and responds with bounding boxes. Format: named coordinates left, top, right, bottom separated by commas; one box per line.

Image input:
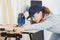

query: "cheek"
left=39, top=16, right=42, bottom=19
left=39, top=14, right=43, bottom=19
left=35, top=16, right=39, bottom=21
left=36, top=15, right=42, bottom=22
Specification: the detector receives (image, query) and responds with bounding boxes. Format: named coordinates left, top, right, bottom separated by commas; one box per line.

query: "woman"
left=14, top=5, right=60, bottom=40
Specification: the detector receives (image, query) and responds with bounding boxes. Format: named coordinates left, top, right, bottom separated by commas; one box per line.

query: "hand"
left=14, top=26, right=25, bottom=33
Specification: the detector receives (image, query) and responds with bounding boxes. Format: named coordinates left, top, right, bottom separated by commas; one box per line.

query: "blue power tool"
left=17, top=13, right=25, bottom=27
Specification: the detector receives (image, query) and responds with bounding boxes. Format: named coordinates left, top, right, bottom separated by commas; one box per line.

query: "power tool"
left=17, top=13, right=25, bottom=27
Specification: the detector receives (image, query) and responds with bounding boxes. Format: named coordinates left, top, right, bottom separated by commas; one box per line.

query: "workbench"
left=0, top=24, right=40, bottom=40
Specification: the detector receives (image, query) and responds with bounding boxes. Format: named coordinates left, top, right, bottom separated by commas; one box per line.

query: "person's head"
left=27, top=5, right=50, bottom=23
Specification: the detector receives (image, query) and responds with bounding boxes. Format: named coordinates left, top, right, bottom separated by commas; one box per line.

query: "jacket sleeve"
left=24, top=14, right=60, bottom=30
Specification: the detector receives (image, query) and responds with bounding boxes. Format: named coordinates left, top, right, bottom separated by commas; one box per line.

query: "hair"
left=41, top=6, right=50, bottom=18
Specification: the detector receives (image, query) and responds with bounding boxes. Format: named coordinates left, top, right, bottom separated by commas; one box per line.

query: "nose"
left=32, top=18, right=35, bottom=21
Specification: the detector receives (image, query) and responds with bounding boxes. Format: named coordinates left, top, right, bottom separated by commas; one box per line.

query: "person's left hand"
left=14, top=26, right=25, bottom=33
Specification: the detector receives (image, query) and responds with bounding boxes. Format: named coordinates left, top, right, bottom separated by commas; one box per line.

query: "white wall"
left=42, top=0, right=60, bottom=14
left=0, top=0, right=3, bottom=24
left=11, top=0, right=17, bottom=24
left=42, top=0, right=60, bottom=40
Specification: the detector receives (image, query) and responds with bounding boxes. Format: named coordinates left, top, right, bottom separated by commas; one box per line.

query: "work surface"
left=0, top=24, right=40, bottom=34
left=0, top=24, right=43, bottom=40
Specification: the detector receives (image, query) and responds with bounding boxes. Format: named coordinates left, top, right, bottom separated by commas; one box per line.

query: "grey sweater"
left=24, top=13, right=60, bottom=33
left=24, top=13, right=60, bottom=40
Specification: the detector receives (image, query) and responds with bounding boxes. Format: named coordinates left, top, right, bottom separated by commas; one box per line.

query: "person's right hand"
left=14, top=26, right=25, bottom=33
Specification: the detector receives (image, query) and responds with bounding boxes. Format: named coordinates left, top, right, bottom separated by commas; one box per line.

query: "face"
left=31, top=11, right=43, bottom=23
